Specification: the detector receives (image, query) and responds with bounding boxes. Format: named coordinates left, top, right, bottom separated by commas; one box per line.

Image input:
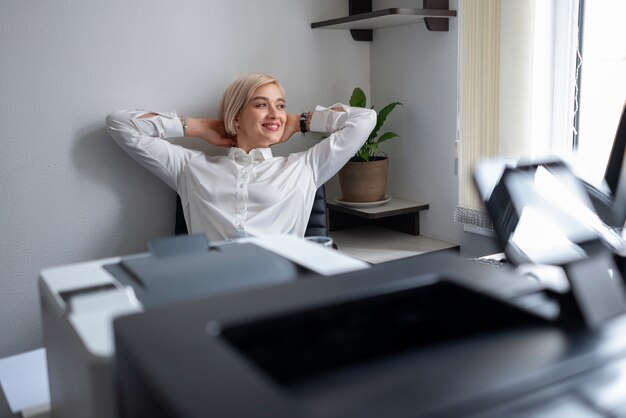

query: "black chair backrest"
left=304, top=186, right=329, bottom=237
left=174, top=195, right=188, bottom=236
left=174, top=186, right=328, bottom=237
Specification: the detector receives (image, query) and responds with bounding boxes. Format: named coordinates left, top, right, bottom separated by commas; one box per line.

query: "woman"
left=106, top=73, right=376, bottom=242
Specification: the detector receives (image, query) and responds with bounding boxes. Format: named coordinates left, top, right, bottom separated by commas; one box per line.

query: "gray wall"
left=0, top=0, right=460, bottom=414
left=369, top=0, right=461, bottom=243
left=0, top=0, right=370, bottom=364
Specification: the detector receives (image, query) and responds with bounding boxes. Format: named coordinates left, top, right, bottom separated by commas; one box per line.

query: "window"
left=575, top=0, right=626, bottom=186
left=456, top=0, right=581, bottom=229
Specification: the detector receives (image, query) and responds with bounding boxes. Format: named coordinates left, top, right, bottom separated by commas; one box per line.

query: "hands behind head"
left=188, top=118, right=236, bottom=148
left=191, top=113, right=301, bottom=149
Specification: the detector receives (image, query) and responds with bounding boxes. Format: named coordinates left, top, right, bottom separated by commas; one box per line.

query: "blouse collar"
left=228, top=147, right=273, bottom=162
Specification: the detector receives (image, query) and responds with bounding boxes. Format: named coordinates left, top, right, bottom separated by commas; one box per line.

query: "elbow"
left=365, top=108, right=377, bottom=132
left=105, top=110, right=131, bottom=130
left=105, top=110, right=138, bottom=145
left=345, top=107, right=377, bottom=134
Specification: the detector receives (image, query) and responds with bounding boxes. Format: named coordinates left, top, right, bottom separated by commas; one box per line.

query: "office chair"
left=174, top=186, right=330, bottom=237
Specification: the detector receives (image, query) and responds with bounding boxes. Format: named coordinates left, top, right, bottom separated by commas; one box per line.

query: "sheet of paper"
left=0, top=348, right=50, bottom=413
left=240, top=235, right=369, bottom=275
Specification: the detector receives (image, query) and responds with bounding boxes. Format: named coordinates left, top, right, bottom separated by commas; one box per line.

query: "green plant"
left=349, top=87, right=402, bottom=162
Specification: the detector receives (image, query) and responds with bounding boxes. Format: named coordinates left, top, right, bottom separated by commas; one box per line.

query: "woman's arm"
left=139, top=113, right=235, bottom=148
left=106, top=110, right=196, bottom=190
left=302, top=104, right=377, bottom=188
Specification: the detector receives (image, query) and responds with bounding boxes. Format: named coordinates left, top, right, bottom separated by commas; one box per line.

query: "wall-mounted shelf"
left=312, top=8, right=456, bottom=30
left=311, top=1, right=456, bottom=41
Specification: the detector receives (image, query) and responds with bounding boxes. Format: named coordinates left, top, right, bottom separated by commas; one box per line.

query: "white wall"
left=370, top=0, right=460, bottom=242
left=0, top=0, right=370, bottom=367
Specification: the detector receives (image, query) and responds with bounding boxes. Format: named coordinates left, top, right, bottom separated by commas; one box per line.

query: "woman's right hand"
left=186, top=118, right=236, bottom=148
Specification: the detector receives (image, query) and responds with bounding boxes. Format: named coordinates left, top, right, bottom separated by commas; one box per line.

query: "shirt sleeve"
left=105, top=109, right=196, bottom=190
left=303, top=103, right=377, bottom=188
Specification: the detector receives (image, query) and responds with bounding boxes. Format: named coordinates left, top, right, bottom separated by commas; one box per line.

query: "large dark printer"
left=113, top=161, right=626, bottom=418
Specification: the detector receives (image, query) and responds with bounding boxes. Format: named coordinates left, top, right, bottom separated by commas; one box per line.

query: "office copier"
left=111, top=161, right=626, bottom=417
left=39, top=234, right=367, bottom=418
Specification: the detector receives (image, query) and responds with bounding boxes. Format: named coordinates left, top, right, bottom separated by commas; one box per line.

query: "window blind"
left=455, top=0, right=501, bottom=229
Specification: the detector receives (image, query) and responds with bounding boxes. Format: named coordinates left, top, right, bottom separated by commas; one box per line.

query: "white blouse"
left=106, top=104, right=376, bottom=242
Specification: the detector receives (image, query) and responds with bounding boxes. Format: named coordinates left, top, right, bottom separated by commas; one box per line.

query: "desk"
left=331, top=225, right=458, bottom=263
left=327, top=197, right=459, bottom=263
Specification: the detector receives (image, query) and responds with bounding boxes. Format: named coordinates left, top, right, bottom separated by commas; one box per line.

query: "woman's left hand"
left=278, top=114, right=302, bottom=143
left=187, top=118, right=236, bottom=148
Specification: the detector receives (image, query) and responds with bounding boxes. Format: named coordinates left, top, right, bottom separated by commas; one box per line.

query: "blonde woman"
left=106, top=74, right=376, bottom=242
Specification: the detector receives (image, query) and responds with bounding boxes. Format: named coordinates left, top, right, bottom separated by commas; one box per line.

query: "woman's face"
left=235, top=83, right=286, bottom=149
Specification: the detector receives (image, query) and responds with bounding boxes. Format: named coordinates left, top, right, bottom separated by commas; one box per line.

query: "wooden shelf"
left=327, top=196, right=429, bottom=219
left=311, top=0, right=456, bottom=40
left=327, top=196, right=429, bottom=235
left=311, top=8, right=456, bottom=31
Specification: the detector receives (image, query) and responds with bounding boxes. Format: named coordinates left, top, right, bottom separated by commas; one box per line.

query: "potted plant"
left=339, top=88, right=402, bottom=202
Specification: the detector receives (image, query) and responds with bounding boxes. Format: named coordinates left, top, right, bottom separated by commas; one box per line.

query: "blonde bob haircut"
left=219, top=73, right=286, bottom=137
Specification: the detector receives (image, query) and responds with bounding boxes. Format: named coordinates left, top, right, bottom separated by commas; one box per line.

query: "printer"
left=113, top=252, right=626, bottom=417
left=39, top=234, right=368, bottom=418
left=110, top=161, right=626, bottom=417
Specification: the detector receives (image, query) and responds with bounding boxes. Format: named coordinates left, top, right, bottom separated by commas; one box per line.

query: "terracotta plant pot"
left=338, top=157, right=389, bottom=202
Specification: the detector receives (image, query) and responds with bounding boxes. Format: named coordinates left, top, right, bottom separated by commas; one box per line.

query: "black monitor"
left=580, top=101, right=626, bottom=226
left=604, top=101, right=626, bottom=226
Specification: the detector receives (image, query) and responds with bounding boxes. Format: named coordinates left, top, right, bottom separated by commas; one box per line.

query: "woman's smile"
left=262, top=121, right=281, bottom=132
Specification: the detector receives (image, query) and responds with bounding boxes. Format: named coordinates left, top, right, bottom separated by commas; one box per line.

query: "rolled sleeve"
left=106, top=110, right=184, bottom=139
left=309, top=103, right=350, bottom=133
